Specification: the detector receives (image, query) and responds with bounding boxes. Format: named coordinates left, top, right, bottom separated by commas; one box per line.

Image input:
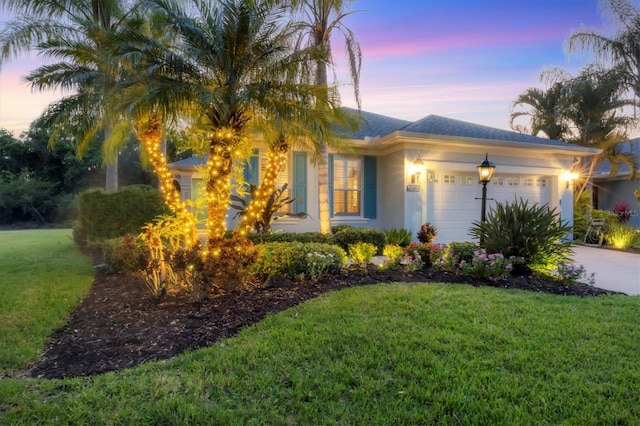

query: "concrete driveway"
left=571, top=245, right=640, bottom=295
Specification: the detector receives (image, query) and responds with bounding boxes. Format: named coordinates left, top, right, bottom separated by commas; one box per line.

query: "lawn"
left=0, top=230, right=638, bottom=424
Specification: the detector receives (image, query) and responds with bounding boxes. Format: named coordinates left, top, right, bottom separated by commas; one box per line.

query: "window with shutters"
left=333, top=155, right=361, bottom=215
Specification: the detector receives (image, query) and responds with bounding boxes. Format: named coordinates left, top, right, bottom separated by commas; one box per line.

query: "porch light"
left=476, top=154, right=496, bottom=241
left=562, top=170, right=579, bottom=189
left=411, top=157, right=424, bottom=183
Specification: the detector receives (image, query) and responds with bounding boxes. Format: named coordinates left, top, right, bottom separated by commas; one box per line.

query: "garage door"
left=425, top=172, right=550, bottom=243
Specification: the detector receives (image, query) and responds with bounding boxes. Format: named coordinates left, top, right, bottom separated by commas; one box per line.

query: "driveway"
left=572, top=245, right=640, bottom=295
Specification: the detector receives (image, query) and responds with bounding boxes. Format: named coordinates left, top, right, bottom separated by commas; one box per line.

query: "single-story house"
left=169, top=108, right=599, bottom=243
left=592, top=138, right=640, bottom=228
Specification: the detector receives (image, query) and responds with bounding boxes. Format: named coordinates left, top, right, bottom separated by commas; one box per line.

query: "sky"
left=0, top=0, right=608, bottom=136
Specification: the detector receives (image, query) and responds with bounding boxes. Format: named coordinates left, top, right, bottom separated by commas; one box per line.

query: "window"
left=334, top=156, right=361, bottom=215
left=536, top=177, right=547, bottom=188
left=461, top=175, right=474, bottom=185
left=507, top=177, right=520, bottom=187
left=427, top=173, right=439, bottom=183
left=493, top=177, right=504, bottom=186
left=523, top=177, right=534, bottom=187
left=257, top=152, right=291, bottom=213
left=443, top=174, right=456, bottom=184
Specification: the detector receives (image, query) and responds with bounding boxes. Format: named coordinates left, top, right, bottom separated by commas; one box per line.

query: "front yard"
left=0, top=229, right=638, bottom=424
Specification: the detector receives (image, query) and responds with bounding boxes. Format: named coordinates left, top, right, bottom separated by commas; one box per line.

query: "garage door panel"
left=426, top=172, right=551, bottom=243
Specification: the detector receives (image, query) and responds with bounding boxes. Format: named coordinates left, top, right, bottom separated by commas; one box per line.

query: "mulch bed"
left=23, top=265, right=616, bottom=380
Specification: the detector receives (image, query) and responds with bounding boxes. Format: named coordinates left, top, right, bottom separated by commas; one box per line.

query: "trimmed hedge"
left=332, top=227, right=387, bottom=255
left=250, top=242, right=347, bottom=280
left=247, top=232, right=333, bottom=245
left=73, top=186, right=168, bottom=246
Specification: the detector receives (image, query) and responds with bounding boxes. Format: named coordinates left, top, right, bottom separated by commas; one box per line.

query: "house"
left=169, top=108, right=599, bottom=243
left=592, top=138, right=640, bottom=228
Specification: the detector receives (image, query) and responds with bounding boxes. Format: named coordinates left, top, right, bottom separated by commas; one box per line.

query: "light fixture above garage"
left=411, top=157, right=424, bottom=183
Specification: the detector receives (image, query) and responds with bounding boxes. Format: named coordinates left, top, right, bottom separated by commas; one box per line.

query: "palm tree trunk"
left=205, top=140, right=235, bottom=250
left=105, top=127, right=118, bottom=192
left=236, top=138, right=289, bottom=236
left=575, top=157, right=598, bottom=203
left=316, top=59, right=332, bottom=234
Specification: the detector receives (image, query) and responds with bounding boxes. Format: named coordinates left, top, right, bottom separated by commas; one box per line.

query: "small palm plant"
left=230, top=183, right=308, bottom=233
left=469, top=199, right=572, bottom=272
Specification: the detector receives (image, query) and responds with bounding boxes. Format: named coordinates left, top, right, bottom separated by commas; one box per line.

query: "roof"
left=339, top=107, right=410, bottom=139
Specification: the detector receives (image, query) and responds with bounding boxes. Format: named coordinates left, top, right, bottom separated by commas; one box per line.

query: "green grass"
left=1, top=280, right=638, bottom=424
left=0, top=229, right=94, bottom=373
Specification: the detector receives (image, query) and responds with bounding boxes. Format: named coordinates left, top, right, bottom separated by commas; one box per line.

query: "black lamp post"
left=477, top=154, right=496, bottom=226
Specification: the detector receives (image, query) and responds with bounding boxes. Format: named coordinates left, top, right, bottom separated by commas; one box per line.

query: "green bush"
left=432, top=242, right=478, bottom=271
left=348, top=242, right=378, bottom=267
left=246, top=232, right=333, bottom=245
left=333, top=227, right=387, bottom=254
left=331, top=225, right=355, bottom=234
left=384, top=228, right=412, bottom=246
left=382, top=244, right=405, bottom=267
left=469, top=199, right=572, bottom=272
left=604, top=222, right=639, bottom=249
left=250, top=242, right=347, bottom=281
left=101, top=235, right=148, bottom=275
left=73, top=186, right=169, bottom=246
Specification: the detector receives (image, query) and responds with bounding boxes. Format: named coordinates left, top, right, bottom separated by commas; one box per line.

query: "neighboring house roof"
left=169, top=156, right=207, bottom=169
left=593, top=138, right=640, bottom=179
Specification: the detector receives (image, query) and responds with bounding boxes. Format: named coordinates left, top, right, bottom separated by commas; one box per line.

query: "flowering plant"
left=613, top=201, right=631, bottom=223
left=401, top=250, right=424, bottom=272
left=458, top=249, right=520, bottom=280
left=554, top=262, right=595, bottom=285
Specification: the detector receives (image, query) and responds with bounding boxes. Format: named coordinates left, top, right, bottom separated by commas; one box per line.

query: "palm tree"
left=0, top=0, right=140, bottom=192
left=509, top=80, right=569, bottom=140
left=560, top=66, right=637, bottom=200
left=144, top=0, right=330, bottom=249
left=288, top=0, right=362, bottom=234
left=566, top=0, right=640, bottom=98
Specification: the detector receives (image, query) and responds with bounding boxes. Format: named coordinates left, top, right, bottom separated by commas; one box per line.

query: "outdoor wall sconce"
left=477, top=154, right=496, bottom=227
left=410, top=157, right=424, bottom=183
left=562, top=170, right=579, bottom=189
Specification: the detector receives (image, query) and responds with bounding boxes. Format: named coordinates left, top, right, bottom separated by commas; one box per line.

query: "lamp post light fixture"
left=477, top=154, right=496, bottom=226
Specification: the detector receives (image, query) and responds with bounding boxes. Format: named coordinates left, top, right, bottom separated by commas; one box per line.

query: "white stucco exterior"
left=169, top=110, right=599, bottom=243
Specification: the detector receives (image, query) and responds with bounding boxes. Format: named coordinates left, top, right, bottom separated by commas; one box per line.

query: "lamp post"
left=477, top=154, right=496, bottom=240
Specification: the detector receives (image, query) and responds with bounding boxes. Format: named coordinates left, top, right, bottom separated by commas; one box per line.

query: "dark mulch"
left=24, top=265, right=616, bottom=380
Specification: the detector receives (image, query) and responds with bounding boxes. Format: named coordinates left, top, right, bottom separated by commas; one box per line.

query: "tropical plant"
left=417, top=222, right=438, bottom=243
left=510, top=81, right=569, bottom=140
left=567, top=0, right=640, bottom=99
left=613, top=200, right=631, bottom=223
left=469, top=199, right=572, bottom=272
left=141, top=0, right=334, bottom=249
left=384, top=228, right=412, bottom=246
left=230, top=183, right=309, bottom=233
left=604, top=221, right=638, bottom=249
left=348, top=242, right=377, bottom=268
left=289, top=0, right=362, bottom=234
left=382, top=244, right=404, bottom=267
left=0, top=0, right=144, bottom=192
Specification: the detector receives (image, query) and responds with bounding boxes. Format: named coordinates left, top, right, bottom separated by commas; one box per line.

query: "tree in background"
left=0, top=0, right=143, bottom=192
left=289, top=0, right=362, bottom=234
left=511, top=66, right=637, bottom=201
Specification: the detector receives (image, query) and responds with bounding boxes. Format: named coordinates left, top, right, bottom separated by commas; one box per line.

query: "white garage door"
left=425, top=172, right=550, bottom=243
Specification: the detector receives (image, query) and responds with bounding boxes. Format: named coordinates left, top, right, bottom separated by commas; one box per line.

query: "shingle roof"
left=169, top=156, right=207, bottom=168
left=339, top=107, right=411, bottom=139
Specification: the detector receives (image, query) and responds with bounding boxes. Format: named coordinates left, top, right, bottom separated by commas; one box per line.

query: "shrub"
left=604, top=222, right=638, bottom=249
left=348, top=242, right=378, bottom=267
left=401, top=249, right=425, bottom=272
left=432, top=242, right=478, bottom=271
left=468, top=199, right=572, bottom=272
left=613, top=201, right=631, bottom=223
left=417, top=222, right=438, bottom=243
left=333, top=227, right=387, bottom=254
left=73, top=186, right=168, bottom=246
left=331, top=225, right=355, bottom=234
left=246, top=232, right=333, bottom=245
left=554, top=261, right=595, bottom=285
left=101, top=234, right=148, bottom=275
left=382, top=244, right=405, bottom=267
left=384, top=228, right=412, bottom=246
left=403, top=242, right=436, bottom=268
left=250, top=242, right=346, bottom=281
left=457, top=249, right=521, bottom=280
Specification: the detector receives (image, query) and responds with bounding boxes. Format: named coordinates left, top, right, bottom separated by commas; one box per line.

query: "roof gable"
left=338, top=107, right=411, bottom=139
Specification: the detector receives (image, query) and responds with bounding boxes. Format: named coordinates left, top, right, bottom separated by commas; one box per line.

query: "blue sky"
left=0, top=0, right=607, bottom=135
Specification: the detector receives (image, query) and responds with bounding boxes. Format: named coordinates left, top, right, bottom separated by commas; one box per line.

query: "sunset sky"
left=0, top=0, right=606, bottom=136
